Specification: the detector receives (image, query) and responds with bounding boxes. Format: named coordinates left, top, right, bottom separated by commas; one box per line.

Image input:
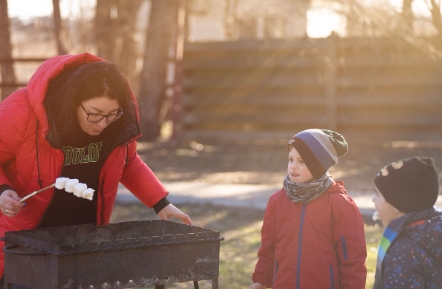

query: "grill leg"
left=211, top=278, right=218, bottom=289
left=155, top=285, right=165, bottom=289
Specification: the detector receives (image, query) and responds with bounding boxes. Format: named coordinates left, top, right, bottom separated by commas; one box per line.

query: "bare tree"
left=318, top=0, right=442, bottom=63
left=427, top=0, right=442, bottom=35
left=114, top=0, right=143, bottom=86
left=138, top=0, right=180, bottom=141
left=94, top=0, right=115, bottom=61
left=52, top=0, right=67, bottom=54
left=0, top=0, right=16, bottom=100
left=94, top=0, right=143, bottom=87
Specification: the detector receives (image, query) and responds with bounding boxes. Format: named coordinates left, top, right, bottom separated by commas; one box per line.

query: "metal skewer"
left=20, top=183, right=55, bottom=203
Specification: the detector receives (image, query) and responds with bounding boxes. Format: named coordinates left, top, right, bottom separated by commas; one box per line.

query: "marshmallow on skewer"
left=21, top=177, right=94, bottom=202
left=64, top=179, right=79, bottom=193
left=55, top=177, right=70, bottom=190
left=54, top=177, right=94, bottom=200
left=82, top=188, right=95, bottom=201
left=73, top=183, right=87, bottom=198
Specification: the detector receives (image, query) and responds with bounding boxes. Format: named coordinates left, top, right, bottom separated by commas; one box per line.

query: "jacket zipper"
left=295, top=204, right=307, bottom=289
left=125, top=143, right=129, bottom=167
left=99, top=177, right=105, bottom=225
left=340, top=236, right=348, bottom=260
left=272, top=260, right=279, bottom=287
left=329, top=265, right=335, bottom=289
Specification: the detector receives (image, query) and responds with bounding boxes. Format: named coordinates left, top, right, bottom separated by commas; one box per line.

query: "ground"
left=135, top=137, right=442, bottom=192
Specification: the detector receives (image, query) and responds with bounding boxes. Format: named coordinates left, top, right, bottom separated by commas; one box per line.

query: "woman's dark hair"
left=45, top=61, right=137, bottom=140
left=67, top=61, right=130, bottom=108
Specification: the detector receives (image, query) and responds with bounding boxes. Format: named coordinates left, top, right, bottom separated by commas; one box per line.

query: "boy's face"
left=288, top=147, right=314, bottom=183
left=372, top=187, right=403, bottom=227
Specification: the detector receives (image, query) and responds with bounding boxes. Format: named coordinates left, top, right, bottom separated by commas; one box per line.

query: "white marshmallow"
left=82, top=188, right=95, bottom=201
left=55, top=177, right=70, bottom=190
left=73, top=183, right=87, bottom=198
left=64, top=179, right=79, bottom=193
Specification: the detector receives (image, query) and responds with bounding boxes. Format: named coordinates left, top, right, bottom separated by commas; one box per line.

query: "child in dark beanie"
left=250, top=129, right=367, bottom=289
left=372, top=156, right=442, bottom=289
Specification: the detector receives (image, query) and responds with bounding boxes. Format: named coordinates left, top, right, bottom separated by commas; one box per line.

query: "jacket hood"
left=28, top=54, right=102, bottom=137
left=404, top=209, right=442, bottom=259
left=26, top=53, right=140, bottom=142
left=329, top=180, right=346, bottom=194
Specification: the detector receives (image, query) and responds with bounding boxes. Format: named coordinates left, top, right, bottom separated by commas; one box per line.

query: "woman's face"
left=77, top=96, right=120, bottom=136
left=287, top=147, right=314, bottom=183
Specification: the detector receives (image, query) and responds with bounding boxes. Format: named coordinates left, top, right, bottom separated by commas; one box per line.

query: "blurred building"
left=187, top=0, right=309, bottom=41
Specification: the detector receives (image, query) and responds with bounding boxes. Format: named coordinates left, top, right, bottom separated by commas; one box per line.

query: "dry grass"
left=137, top=140, right=442, bottom=193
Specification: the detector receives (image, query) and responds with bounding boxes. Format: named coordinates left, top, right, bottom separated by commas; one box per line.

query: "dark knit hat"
left=374, top=157, right=439, bottom=213
left=288, top=129, right=348, bottom=179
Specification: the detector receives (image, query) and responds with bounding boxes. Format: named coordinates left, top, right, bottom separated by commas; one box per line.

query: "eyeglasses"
left=80, top=104, right=123, bottom=123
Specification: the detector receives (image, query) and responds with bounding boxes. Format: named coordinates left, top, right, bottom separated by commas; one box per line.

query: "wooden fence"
left=2, top=39, right=442, bottom=144
left=0, top=57, right=48, bottom=101
left=0, top=57, right=48, bottom=88
left=181, top=36, right=442, bottom=143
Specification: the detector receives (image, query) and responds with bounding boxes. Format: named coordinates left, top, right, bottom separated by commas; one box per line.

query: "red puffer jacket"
left=0, top=54, right=168, bottom=276
left=252, top=182, right=367, bottom=289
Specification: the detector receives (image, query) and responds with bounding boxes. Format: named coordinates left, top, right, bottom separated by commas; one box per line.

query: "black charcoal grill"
left=3, top=220, right=223, bottom=289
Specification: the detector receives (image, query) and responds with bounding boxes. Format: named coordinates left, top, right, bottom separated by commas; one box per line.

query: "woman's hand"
left=0, top=190, right=25, bottom=217
left=250, top=282, right=266, bottom=289
left=157, top=204, right=192, bottom=225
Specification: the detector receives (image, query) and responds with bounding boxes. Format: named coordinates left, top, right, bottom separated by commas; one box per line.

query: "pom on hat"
left=288, top=129, right=348, bottom=179
left=374, top=157, right=439, bottom=213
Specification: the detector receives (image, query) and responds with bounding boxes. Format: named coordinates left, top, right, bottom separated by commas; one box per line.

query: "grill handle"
left=3, top=244, right=47, bottom=256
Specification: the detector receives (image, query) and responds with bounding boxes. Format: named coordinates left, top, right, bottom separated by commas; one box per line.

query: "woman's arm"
left=120, top=142, right=169, bottom=207
left=0, top=89, right=30, bottom=188
left=120, top=142, right=191, bottom=224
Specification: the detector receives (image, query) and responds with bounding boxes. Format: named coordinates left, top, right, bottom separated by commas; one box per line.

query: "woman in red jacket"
left=0, top=54, right=191, bottom=282
left=250, top=129, right=367, bottom=289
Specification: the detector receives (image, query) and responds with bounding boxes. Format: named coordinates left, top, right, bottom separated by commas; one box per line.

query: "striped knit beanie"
left=288, top=129, right=348, bottom=179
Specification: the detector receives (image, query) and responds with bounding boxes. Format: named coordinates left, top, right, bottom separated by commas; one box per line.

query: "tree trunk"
left=138, top=0, right=179, bottom=141
left=52, top=0, right=67, bottom=54
left=94, top=0, right=116, bottom=61
left=115, top=0, right=143, bottom=87
left=94, top=0, right=142, bottom=89
left=402, top=0, right=413, bottom=32
left=0, top=0, right=16, bottom=100
left=429, top=0, right=442, bottom=35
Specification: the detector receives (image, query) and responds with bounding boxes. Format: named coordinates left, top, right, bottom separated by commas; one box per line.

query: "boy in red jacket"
left=250, top=129, right=367, bottom=289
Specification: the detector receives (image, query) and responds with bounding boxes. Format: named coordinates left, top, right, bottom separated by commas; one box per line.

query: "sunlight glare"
left=7, top=0, right=433, bottom=38
left=389, top=0, right=431, bottom=17
left=8, top=0, right=96, bottom=20
left=8, top=0, right=53, bottom=19
left=307, top=8, right=347, bottom=38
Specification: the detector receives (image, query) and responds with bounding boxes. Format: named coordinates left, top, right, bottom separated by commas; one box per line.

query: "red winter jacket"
left=252, top=182, right=367, bottom=289
left=0, top=54, right=168, bottom=276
